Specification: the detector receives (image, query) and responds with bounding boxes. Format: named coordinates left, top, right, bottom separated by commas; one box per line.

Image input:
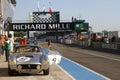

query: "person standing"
left=0, top=36, right=5, bottom=56
left=48, top=39, right=51, bottom=46
left=1, top=37, right=5, bottom=55
left=48, top=39, right=52, bottom=49
left=20, top=36, right=27, bottom=45
left=4, top=39, right=11, bottom=62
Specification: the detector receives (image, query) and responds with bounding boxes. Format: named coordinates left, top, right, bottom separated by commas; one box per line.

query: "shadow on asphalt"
left=64, top=44, right=120, bottom=55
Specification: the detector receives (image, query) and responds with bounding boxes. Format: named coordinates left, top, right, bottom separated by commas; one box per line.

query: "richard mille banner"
left=9, top=22, right=74, bottom=31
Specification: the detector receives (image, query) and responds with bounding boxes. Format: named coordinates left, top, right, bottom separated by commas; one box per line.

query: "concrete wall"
left=63, top=39, right=120, bottom=50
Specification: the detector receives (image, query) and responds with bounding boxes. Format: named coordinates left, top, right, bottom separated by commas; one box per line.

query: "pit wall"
left=62, top=39, right=120, bottom=50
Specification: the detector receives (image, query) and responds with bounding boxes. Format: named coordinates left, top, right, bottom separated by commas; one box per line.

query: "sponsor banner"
left=9, top=22, right=74, bottom=31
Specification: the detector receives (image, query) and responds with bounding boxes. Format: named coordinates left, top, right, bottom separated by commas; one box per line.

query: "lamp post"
left=88, top=26, right=92, bottom=46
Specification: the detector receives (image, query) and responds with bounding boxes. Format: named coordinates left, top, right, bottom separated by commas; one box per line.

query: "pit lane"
left=0, top=42, right=119, bottom=80
left=0, top=53, right=109, bottom=80
left=50, top=42, right=120, bottom=80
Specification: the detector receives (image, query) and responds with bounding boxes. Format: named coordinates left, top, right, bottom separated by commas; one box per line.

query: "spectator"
left=1, top=36, right=5, bottom=55
left=48, top=39, right=51, bottom=46
left=4, top=39, right=11, bottom=62
left=20, top=36, right=27, bottom=45
left=48, top=39, right=52, bottom=49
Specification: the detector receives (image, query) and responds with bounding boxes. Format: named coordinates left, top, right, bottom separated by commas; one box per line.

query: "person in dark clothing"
left=48, top=39, right=52, bottom=49
left=4, top=39, right=11, bottom=62
left=48, top=39, right=51, bottom=46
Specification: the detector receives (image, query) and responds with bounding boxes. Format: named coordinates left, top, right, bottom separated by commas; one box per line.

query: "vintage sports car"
left=8, top=44, right=50, bottom=76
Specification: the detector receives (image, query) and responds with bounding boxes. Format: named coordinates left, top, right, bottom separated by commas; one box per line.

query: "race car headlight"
left=9, top=60, right=15, bottom=65
left=36, top=65, right=41, bottom=70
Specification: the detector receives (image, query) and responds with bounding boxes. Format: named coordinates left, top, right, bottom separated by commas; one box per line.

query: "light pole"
left=88, top=26, right=92, bottom=46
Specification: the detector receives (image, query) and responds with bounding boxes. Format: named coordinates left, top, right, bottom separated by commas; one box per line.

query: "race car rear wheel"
left=43, top=68, right=49, bottom=75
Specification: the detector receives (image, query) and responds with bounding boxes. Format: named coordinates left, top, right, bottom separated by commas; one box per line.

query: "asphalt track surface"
left=50, top=43, right=120, bottom=80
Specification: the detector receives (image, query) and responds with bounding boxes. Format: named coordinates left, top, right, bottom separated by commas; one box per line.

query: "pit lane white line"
left=71, top=48, right=120, bottom=62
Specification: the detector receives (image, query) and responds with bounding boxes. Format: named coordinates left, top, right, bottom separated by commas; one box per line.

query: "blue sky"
left=13, top=0, right=120, bottom=32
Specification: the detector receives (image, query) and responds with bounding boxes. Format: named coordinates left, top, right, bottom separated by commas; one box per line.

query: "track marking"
left=59, top=57, right=111, bottom=80
left=57, top=65, right=76, bottom=80
left=64, top=57, right=111, bottom=80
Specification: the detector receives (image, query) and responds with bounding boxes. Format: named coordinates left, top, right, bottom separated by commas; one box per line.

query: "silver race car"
left=8, top=44, right=50, bottom=76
